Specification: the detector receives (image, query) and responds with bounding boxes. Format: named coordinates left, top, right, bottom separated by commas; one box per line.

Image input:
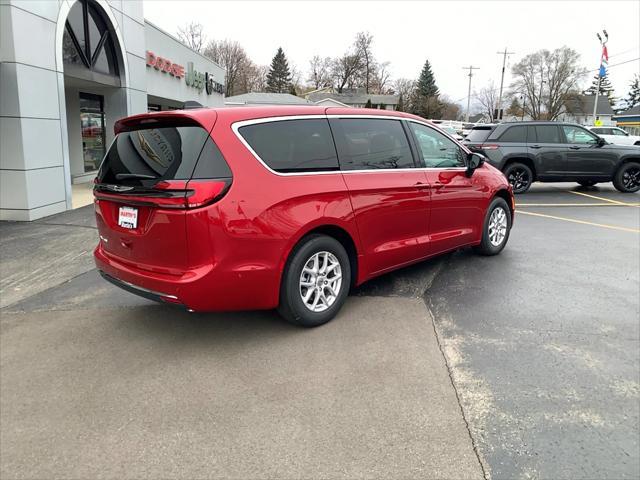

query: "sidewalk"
left=0, top=206, right=97, bottom=309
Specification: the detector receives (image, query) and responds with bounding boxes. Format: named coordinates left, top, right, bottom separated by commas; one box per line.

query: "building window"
left=62, top=0, right=119, bottom=77
left=80, top=93, right=106, bottom=173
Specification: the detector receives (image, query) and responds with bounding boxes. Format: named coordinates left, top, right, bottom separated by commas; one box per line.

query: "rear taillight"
left=480, top=144, right=500, bottom=150
left=184, top=179, right=232, bottom=208
left=93, top=178, right=231, bottom=209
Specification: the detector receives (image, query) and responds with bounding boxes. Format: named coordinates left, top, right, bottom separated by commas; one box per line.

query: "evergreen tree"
left=623, top=74, right=640, bottom=111
left=364, top=99, right=372, bottom=108
left=410, top=60, right=442, bottom=119
left=288, top=84, right=297, bottom=96
left=396, top=94, right=404, bottom=112
left=583, top=71, right=616, bottom=106
left=379, top=103, right=386, bottom=110
left=416, top=60, right=439, bottom=98
left=265, top=47, right=292, bottom=93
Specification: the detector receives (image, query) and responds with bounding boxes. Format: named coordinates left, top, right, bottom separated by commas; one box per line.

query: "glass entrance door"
left=79, top=92, right=105, bottom=172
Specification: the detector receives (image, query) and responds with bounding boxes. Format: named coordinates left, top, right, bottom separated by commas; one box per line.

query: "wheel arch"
left=503, top=157, right=537, bottom=180
left=493, top=188, right=515, bottom=218
left=279, top=222, right=360, bottom=290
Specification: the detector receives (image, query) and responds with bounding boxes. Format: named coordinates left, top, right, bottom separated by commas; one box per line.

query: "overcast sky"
left=143, top=0, right=640, bottom=106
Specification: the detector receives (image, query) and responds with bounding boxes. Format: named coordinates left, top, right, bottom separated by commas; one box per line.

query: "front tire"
left=503, top=162, right=533, bottom=194
left=475, top=197, right=512, bottom=256
left=613, top=162, right=640, bottom=193
left=278, top=235, right=351, bottom=327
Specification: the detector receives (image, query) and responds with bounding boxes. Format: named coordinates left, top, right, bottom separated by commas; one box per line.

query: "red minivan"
left=94, top=106, right=514, bottom=326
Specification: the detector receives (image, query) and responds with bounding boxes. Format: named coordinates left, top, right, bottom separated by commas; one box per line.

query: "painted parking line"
left=516, top=210, right=640, bottom=234
left=568, top=190, right=640, bottom=207
left=517, top=202, right=640, bottom=207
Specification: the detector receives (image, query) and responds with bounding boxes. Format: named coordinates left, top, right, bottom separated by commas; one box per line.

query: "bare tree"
left=238, top=63, right=268, bottom=93
left=372, top=61, right=391, bottom=94
left=177, top=22, right=206, bottom=53
left=510, top=46, right=585, bottom=120
left=307, top=55, right=333, bottom=90
left=440, top=95, right=462, bottom=120
left=354, top=32, right=375, bottom=93
left=474, top=80, right=498, bottom=122
left=393, top=78, right=416, bottom=112
left=204, top=39, right=250, bottom=97
left=332, top=53, right=362, bottom=93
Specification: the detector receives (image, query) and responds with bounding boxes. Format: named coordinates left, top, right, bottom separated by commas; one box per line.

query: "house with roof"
left=559, top=94, right=615, bottom=126
left=305, top=88, right=399, bottom=110
left=224, top=92, right=313, bottom=107
left=612, top=105, right=640, bottom=135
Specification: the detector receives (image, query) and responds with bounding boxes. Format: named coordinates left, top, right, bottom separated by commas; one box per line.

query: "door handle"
left=529, top=145, right=542, bottom=149
left=569, top=146, right=581, bottom=150
left=413, top=181, right=431, bottom=189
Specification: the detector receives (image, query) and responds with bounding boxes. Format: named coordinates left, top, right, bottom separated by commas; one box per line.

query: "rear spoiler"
left=114, top=110, right=218, bottom=135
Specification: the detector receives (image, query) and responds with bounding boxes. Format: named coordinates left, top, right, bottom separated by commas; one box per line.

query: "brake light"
left=480, top=144, right=500, bottom=150
left=185, top=179, right=231, bottom=208
left=93, top=179, right=231, bottom=209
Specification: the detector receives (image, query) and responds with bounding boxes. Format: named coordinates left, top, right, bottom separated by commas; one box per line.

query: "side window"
left=562, top=125, right=599, bottom=144
left=498, top=125, right=527, bottom=143
left=409, top=122, right=466, bottom=168
left=192, top=136, right=232, bottom=179
left=337, top=118, right=415, bottom=170
left=535, top=125, right=562, bottom=144
left=613, top=128, right=629, bottom=137
left=238, top=119, right=338, bottom=173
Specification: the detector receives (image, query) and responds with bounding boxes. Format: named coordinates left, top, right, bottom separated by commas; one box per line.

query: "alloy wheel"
left=488, top=207, right=508, bottom=247
left=507, top=168, right=530, bottom=193
left=622, top=166, right=640, bottom=191
left=299, top=251, right=343, bottom=312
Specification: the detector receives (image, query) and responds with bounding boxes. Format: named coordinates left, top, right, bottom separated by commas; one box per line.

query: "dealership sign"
left=146, top=51, right=224, bottom=95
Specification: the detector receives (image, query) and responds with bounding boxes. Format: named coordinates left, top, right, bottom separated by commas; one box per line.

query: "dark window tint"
left=98, top=126, right=211, bottom=185
left=337, top=118, right=414, bottom=170
left=526, top=125, right=537, bottom=143
left=535, top=125, right=561, bottom=143
left=465, top=127, right=494, bottom=142
left=239, top=119, right=338, bottom=173
left=499, top=125, right=527, bottom=142
left=192, top=136, right=232, bottom=178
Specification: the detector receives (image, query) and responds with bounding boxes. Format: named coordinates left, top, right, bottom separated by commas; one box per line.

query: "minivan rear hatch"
left=94, top=113, right=231, bottom=274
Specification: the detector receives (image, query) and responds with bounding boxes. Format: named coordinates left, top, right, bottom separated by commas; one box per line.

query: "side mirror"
left=597, top=137, right=606, bottom=147
left=466, top=152, right=485, bottom=177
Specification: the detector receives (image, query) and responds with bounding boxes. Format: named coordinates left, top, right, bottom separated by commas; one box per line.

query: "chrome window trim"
left=231, top=114, right=468, bottom=177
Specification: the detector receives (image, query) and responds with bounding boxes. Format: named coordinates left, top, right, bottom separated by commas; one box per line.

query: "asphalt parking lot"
left=1, top=182, right=638, bottom=479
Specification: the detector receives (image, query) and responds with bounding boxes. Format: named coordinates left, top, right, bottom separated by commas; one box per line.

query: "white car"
left=588, top=126, right=640, bottom=146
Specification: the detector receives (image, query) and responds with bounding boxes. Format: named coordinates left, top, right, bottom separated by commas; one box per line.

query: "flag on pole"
left=599, top=45, right=609, bottom=77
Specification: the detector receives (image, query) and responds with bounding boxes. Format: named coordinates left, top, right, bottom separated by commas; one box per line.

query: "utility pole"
left=593, top=29, right=608, bottom=125
left=463, top=65, right=480, bottom=123
left=496, top=47, right=515, bottom=121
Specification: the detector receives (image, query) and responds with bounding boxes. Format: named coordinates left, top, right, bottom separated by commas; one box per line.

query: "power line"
left=462, top=65, right=480, bottom=122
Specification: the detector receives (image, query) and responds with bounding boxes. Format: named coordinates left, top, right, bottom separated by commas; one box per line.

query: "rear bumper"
left=94, top=244, right=280, bottom=311
left=99, top=270, right=184, bottom=307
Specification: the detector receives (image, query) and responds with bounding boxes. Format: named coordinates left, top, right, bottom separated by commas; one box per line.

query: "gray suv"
left=464, top=121, right=640, bottom=193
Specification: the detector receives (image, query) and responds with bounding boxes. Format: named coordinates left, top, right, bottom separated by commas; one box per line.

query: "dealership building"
left=1, top=0, right=225, bottom=221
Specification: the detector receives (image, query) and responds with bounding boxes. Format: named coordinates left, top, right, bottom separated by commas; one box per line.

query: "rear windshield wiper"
left=115, top=173, right=157, bottom=180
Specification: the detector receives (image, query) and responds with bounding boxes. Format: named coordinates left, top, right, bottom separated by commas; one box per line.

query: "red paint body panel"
left=94, top=106, right=513, bottom=311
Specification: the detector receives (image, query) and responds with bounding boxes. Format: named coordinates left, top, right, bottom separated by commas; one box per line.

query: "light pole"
left=463, top=65, right=480, bottom=123
left=593, top=29, right=608, bottom=125
left=496, top=47, right=515, bottom=121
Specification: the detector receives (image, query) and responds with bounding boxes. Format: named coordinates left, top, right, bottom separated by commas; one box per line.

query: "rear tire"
left=577, top=180, right=597, bottom=187
left=278, top=234, right=351, bottom=327
left=503, top=162, right=533, bottom=194
left=613, top=162, right=640, bottom=193
left=475, top=197, right=512, bottom=256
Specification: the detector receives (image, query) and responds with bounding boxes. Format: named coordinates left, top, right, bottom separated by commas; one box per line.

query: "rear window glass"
left=498, top=125, right=527, bottom=143
left=465, top=127, right=493, bottom=142
left=336, top=118, right=414, bottom=170
left=98, top=126, right=218, bottom=184
left=238, top=119, right=338, bottom=173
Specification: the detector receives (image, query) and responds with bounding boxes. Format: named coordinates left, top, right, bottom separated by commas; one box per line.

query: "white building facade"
left=1, top=0, right=225, bottom=221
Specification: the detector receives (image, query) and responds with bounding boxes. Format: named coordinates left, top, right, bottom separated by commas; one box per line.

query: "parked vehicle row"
left=588, top=126, right=640, bottom=146
left=93, top=106, right=513, bottom=326
left=464, top=121, right=640, bottom=193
